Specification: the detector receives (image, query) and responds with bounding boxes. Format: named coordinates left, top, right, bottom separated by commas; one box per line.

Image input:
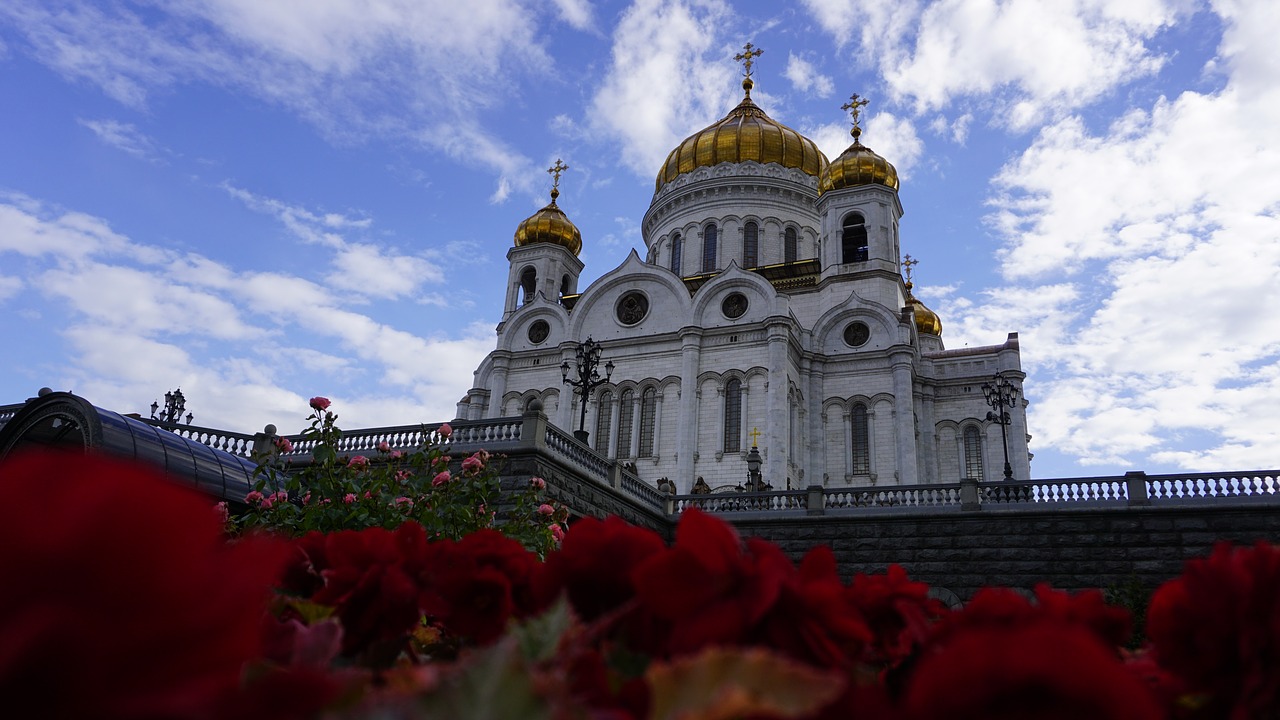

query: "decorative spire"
left=546, top=158, right=568, bottom=203
left=902, top=253, right=918, bottom=291
left=841, top=93, right=870, bottom=142
left=734, top=42, right=764, bottom=97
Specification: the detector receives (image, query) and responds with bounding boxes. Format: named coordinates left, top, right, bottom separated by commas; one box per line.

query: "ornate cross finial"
left=749, top=427, right=762, bottom=447
left=546, top=159, right=568, bottom=201
left=903, top=254, right=918, bottom=284
left=734, top=42, right=763, bottom=77
left=841, top=93, right=870, bottom=138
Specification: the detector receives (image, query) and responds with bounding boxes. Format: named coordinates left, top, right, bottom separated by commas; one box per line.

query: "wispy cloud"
left=77, top=118, right=163, bottom=160
left=783, top=53, right=834, bottom=98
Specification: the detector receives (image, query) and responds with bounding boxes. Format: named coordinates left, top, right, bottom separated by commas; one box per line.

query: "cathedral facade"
left=460, top=66, right=1031, bottom=494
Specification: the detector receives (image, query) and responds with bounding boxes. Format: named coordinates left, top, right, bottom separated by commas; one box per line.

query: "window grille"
left=784, top=227, right=797, bottom=263
left=841, top=214, right=868, bottom=263
left=617, top=390, right=634, bottom=458
left=964, top=426, right=984, bottom=480
left=595, top=391, right=612, bottom=454
left=702, top=224, right=717, bottom=272
left=670, top=234, right=682, bottom=275
left=638, top=387, right=657, bottom=457
left=743, top=222, right=758, bottom=268
left=724, top=379, right=742, bottom=452
left=851, top=403, right=869, bottom=474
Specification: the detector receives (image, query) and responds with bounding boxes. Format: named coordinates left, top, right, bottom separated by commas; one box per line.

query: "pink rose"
left=389, top=450, right=403, bottom=460
left=530, top=477, right=546, bottom=490
left=394, top=497, right=413, bottom=508
left=260, top=496, right=275, bottom=509
left=348, top=455, right=369, bottom=469
left=244, top=490, right=265, bottom=505
left=274, top=436, right=294, bottom=453
left=432, top=470, right=451, bottom=487
left=301, top=492, right=311, bottom=505
left=461, top=453, right=484, bottom=472
left=343, top=493, right=356, bottom=504
left=395, top=470, right=411, bottom=483
left=550, top=524, right=565, bottom=542
left=377, top=441, right=391, bottom=453
left=309, top=396, right=331, bottom=411
left=438, top=422, right=453, bottom=438
left=537, top=503, right=555, bottom=516
left=214, top=502, right=229, bottom=523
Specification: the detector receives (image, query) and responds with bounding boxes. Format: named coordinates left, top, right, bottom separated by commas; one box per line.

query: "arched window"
left=784, top=227, right=797, bottom=263
left=743, top=222, right=758, bottom=268
left=595, top=390, right=613, bottom=454
left=638, top=387, right=657, bottom=457
left=617, top=389, right=634, bottom=458
left=964, top=426, right=984, bottom=480
left=724, top=378, right=742, bottom=452
left=559, top=274, right=570, bottom=298
left=702, top=224, right=717, bottom=272
left=519, top=267, right=537, bottom=304
left=841, top=213, right=868, bottom=263
left=851, top=403, right=869, bottom=474
left=670, top=233, right=683, bottom=275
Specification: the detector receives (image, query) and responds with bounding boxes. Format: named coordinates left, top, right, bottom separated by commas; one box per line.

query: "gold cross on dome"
left=734, top=42, right=763, bottom=77
left=841, top=93, right=870, bottom=131
left=547, top=159, right=569, bottom=190
left=903, top=254, right=918, bottom=283
left=749, top=427, right=761, bottom=447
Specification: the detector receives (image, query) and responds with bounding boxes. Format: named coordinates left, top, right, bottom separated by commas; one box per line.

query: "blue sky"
left=1, top=0, right=1277, bottom=479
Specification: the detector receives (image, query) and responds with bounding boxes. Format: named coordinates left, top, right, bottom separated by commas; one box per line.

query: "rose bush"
left=2, top=448, right=1278, bottom=719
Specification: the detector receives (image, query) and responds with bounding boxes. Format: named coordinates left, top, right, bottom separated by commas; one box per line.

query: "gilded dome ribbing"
left=905, top=281, right=942, bottom=336
left=818, top=126, right=899, bottom=194
left=515, top=161, right=582, bottom=255
left=654, top=78, right=828, bottom=193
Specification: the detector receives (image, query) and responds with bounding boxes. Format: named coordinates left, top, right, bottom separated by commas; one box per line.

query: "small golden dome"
left=654, top=78, right=828, bottom=192
left=515, top=162, right=582, bottom=256
left=818, top=127, right=899, bottom=194
left=905, top=281, right=942, bottom=336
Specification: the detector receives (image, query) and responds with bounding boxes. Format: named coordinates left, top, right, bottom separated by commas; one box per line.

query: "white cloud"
left=77, top=118, right=162, bottom=160
left=589, top=0, right=736, bottom=176
left=551, top=0, right=596, bottom=31
left=1, top=0, right=550, bottom=184
left=783, top=53, right=834, bottom=97
left=0, top=194, right=496, bottom=434
left=803, top=112, right=924, bottom=178
left=0, top=275, right=22, bottom=302
left=950, top=0, right=1280, bottom=470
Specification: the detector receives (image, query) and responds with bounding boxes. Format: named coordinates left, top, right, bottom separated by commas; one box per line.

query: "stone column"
left=766, top=325, right=789, bottom=483
left=652, top=390, right=665, bottom=459
left=806, top=361, right=824, bottom=477
left=917, top=385, right=937, bottom=483
left=676, top=329, right=703, bottom=488
left=609, top=396, right=621, bottom=459
left=890, top=354, right=918, bottom=484
left=487, top=356, right=510, bottom=418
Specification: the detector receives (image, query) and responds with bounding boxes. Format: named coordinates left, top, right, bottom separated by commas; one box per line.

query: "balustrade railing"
left=149, top=422, right=258, bottom=458
left=980, top=477, right=1129, bottom=504
left=619, top=467, right=667, bottom=509
left=544, top=425, right=611, bottom=481
left=674, top=491, right=808, bottom=514
left=0, top=403, right=23, bottom=432
left=1145, top=471, right=1279, bottom=500
left=826, top=484, right=962, bottom=509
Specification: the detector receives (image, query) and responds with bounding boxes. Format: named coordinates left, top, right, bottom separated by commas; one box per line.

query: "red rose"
left=0, top=451, right=289, bottom=719
left=903, top=621, right=1163, bottom=720
left=300, top=523, right=431, bottom=658
left=309, top=396, right=331, bottom=411
left=418, top=530, right=543, bottom=645
left=537, top=516, right=666, bottom=621
left=632, top=509, right=793, bottom=655
left=1147, top=541, right=1280, bottom=718
left=846, top=564, right=947, bottom=666
left=759, top=545, right=873, bottom=669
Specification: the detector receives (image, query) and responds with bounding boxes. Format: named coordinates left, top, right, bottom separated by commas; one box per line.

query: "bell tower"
left=504, top=159, right=584, bottom=317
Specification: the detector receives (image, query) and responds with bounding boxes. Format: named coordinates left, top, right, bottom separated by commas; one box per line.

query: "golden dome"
left=654, top=78, right=828, bottom=192
left=906, top=281, right=942, bottom=336
left=514, top=185, right=582, bottom=256
left=818, top=127, right=899, bottom=194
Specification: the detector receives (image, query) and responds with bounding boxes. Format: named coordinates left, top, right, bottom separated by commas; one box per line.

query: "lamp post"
left=981, top=373, right=1019, bottom=481
left=561, top=337, right=614, bottom=443
left=150, top=388, right=193, bottom=425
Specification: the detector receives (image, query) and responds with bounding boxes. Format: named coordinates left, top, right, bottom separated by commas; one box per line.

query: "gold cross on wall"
left=841, top=93, right=870, bottom=131
left=547, top=159, right=569, bottom=190
left=903, top=254, right=918, bottom=283
left=749, top=427, right=761, bottom=447
left=734, top=42, right=763, bottom=77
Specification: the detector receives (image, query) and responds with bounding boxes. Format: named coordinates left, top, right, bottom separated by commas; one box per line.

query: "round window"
left=615, top=292, right=649, bottom=325
left=721, top=292, right=748, bottom=319
left=527, top=320, right=550, bottom=344
left=844, top=321, right=870, bottom=347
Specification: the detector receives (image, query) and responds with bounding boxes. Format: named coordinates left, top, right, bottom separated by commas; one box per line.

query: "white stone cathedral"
left=460, top=55, right=1031, bottom=493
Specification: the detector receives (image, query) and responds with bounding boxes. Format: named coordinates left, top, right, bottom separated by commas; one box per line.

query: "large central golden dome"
left=655, top=78, right=828, bottom=192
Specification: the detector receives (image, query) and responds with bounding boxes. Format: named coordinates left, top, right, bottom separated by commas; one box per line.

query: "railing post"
left=960, top=477, right=981, bottom=511
left=251, top=423, right=278, bottom=466
left=665, top=495, right=676, bottom=516
left=806, top=484, right=824, bottom=516
left=609, top=463, right=623, bottom=489
left=1125, top=471, right=1150, bottom=506
left=521, top=406, right=548, bottom=450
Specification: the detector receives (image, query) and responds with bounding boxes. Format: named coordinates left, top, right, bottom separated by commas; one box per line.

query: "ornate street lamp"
left=561, top=337, right=614, bottom=443
left=150, top=388, right=193, bottom=425
left=981, top=373, right=1019, bottom=481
